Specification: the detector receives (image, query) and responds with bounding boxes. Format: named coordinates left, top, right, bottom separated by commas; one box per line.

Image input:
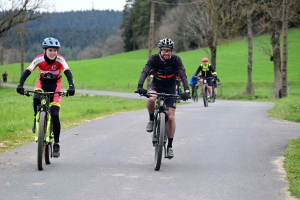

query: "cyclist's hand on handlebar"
left=16, top=84, right=25, bottom=95
left=181, top=90, right=190, bottom=101
left=137, top=87, right=148, bottom=95
left=66, top=84, right=75, bottom=96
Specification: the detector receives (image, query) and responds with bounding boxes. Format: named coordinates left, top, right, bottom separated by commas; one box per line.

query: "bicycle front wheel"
left=45, top=122, right=53, bottom=165
left=202, top=86, right=208, bottom=107
left=37, top=111, right=46, bottom=170
left=211, top=89, right=215, bottom=103
left=154, top=113, right=165, bottom=171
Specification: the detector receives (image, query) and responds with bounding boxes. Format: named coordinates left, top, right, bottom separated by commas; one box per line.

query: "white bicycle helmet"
left=158, top=38, right=174, bottom=49
left=42, top=37, right=60, bottom=49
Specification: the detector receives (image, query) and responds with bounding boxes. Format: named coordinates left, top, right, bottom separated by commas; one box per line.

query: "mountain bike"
left=24, top=90, right=66, bottom=171
left=201, top=77, right=214, bottom=107
left=135, top=91, right=182, bottom=171
left=201, top=78, right=209, bottom=107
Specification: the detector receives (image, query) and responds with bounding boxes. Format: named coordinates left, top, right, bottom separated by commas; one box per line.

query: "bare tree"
left=185, top=0, right=241, bottom=70
left=102, top=34, right=125, bottom=57
left=185, top=2, right=215, bottom=65
left=233, top=0, right=261, bottom=98
left=77, top=41, right=103, bottom=60
left=259, top=0, right=300, bottom=98
left=0, top=0, right=50, bottom=38
left=156, top=6, right=192, bottom=52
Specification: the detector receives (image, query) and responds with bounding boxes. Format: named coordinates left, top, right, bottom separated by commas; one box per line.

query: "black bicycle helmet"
left=42, top=37, right=60, bottom=49
left=158, top=38, right=174, bottom=49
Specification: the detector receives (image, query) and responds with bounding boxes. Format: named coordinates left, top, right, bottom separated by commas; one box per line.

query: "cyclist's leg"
left=32, top=81, right=44, bottom=133
left=166, top=107, right=175, bottom=158
left=147, top=82, right=158, bottom=114
left=207, top=79, right=213, bottom=96
left=164, top=86, right=176, bottom=157
left=146, top=82, right=158, bottom=132
left=214, top=83, right=218, bottom=95
left=167, top=108, right=175, bottom=139
left=199, top=78, right=204, bottom=88
left=50, top=105, right=60, bottom=143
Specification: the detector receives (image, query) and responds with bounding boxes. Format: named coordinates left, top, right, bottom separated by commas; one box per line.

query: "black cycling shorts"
left=150, top=82, right=177, bottom=109
left=200, top=77, right=213, bottom=86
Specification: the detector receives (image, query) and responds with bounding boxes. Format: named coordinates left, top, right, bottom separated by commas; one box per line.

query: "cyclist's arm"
left=209, top=65, right=215, bottom=75
left=195, top=66, right=202, bottom=77
left=138, top=55, right=154, bottom=88
left=64, top=69, right=74, bottom=86
left=174, top=56, right=189, bottom=91
left=18, top=69, right=31, bottom=86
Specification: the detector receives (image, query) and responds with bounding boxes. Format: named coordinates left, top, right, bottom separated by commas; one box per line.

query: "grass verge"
left=0, top=87, right=146, bottom=154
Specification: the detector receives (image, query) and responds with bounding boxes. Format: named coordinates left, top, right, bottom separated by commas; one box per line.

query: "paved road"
left=1, top=86, right=300, bottom=199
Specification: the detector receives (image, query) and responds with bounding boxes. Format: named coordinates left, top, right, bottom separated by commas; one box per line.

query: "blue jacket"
left=189, top=75, right=198, bottom=86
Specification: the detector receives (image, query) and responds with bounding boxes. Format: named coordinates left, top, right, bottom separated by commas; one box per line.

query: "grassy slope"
left=2, top=29, right=299, bottom=97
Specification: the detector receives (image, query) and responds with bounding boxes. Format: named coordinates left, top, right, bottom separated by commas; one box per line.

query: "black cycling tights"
left=33, top=98, right=61, bottom=143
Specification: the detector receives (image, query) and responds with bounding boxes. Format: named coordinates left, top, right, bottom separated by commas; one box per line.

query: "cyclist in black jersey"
left=212, top=72, right=221, bottom=98
left=136, top=38, right=190, bottom=159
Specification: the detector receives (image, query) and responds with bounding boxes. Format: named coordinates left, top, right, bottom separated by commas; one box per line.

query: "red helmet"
left=202, top=57, right=209, bottom=62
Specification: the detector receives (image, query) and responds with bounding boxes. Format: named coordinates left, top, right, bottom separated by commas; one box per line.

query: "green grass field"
left=1, top=28, right=299, bottom=198
left=2, top=29, right=300, bottom=98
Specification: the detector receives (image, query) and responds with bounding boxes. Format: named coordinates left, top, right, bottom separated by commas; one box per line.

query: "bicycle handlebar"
left=23, top=90, right=67, bottom=97
left=134, top=91, right=191, bottom=100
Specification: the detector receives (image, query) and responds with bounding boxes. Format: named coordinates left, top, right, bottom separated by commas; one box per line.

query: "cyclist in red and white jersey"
left=16, top=37, right=75, bottom=158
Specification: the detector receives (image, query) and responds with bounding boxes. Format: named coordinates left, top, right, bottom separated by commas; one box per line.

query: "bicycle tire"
left=211, top=89, right=215, bottom=103
left=37, top=111, right=46, bottom=170
left=192, top=90, right=196, bottom=102
left=195, top=89, right=198, bottom=102
left=154, top=113, right=165, bottom=171
left=45, top=122, right=53, bottom=165
left=202, top=85, right=208, bottom=107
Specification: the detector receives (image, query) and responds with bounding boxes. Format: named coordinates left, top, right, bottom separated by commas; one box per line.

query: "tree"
left=78, top=40, right=103, bottom=60
left=259, top=0, right=300, bottom=98
left=120, top=0, right=175, bottom=52
left=185, top=0, right=241, bottom=70
left=0, top=0, right=49, bottom=38
left=234, top=0, right=261, bottom=98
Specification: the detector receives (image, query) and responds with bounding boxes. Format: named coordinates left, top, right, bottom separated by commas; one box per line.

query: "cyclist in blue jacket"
left=189, top=73, right=198, bottom=97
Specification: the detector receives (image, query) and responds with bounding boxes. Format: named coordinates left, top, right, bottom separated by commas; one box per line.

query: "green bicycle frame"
left=34, top=100, right=52, bottom=144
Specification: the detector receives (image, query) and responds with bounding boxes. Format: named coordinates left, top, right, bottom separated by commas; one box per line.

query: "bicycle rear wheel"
left=154, top=113, right=165, bottom=171
left=211, top=89, right=215, bottom=103
left=45, top=122, right=53, bottom=165
left=37, top=111, right=46, bottom=170
left=202, top=86, right=208, bottom=107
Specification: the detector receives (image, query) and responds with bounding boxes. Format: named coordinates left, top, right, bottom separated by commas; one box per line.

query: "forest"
left=1, top=10, right=123, bottom=62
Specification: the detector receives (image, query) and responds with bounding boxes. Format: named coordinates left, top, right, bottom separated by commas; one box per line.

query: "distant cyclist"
left=175, top=74, right=182, bottom=95
left=16, top=37, right=75, bottom=158
left=189, top=73, right=198, bottom=97
left=194, top=57, right=215, bottom=100
left=212, top=72, right=221, bottom=98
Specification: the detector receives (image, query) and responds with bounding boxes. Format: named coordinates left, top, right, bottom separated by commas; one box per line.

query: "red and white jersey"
left=27, top=54, right=70, bottom=79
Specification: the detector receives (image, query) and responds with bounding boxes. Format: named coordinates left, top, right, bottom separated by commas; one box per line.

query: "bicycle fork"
left=34, top=110, right=52, bottom=144
left=152, top=111, right=169, bottom=145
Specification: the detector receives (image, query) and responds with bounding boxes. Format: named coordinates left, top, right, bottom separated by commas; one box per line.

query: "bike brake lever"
left=23, top=90, right=30, bottom=97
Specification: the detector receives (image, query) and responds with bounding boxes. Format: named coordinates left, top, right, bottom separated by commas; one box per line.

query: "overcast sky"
left=51, top=0, right=126, bottom=12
